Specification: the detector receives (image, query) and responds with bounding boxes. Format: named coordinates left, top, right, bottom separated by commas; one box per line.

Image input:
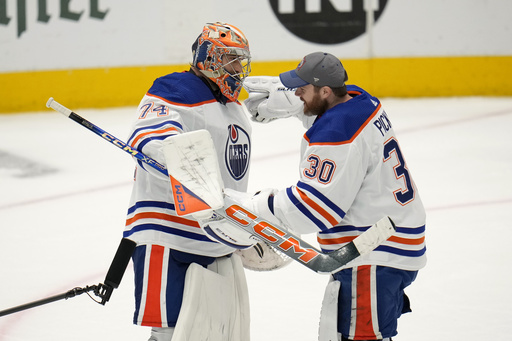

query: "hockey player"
left=122, top=22, right=254, bottom=341
left=240, top=52, right=427, bottom=341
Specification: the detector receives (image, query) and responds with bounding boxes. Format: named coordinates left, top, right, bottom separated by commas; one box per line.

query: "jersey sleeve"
left=126, top=73, right=212, bottom=179
left=126, top=95, right=187, bottom=179
left=272, top=91, right=383, bottom=235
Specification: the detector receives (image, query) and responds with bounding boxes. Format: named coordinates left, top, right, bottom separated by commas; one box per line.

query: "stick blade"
left=163, top=130, right=224, bottom=218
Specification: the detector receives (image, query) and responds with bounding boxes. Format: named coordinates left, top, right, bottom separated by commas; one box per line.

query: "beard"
left=303, top=93, right=329, bottom=117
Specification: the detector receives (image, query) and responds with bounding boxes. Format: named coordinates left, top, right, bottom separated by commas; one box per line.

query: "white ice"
left=1, top=97, right=511, bottom=340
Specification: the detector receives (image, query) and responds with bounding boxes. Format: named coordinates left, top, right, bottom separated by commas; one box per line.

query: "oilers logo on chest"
left=225, top=124, right=250, bottom=181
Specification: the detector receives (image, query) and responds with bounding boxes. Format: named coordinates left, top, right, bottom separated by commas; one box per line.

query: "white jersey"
left=273, top=85, right=426, bottom=271
left=123, top=71, right=252, bottom=257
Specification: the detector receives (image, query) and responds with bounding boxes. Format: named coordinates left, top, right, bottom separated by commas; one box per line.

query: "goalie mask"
left=192, top=22, right=251, bottom=102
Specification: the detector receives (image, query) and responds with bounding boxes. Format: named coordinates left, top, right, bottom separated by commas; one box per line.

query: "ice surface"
left=1, top=97, right=511, bottom=340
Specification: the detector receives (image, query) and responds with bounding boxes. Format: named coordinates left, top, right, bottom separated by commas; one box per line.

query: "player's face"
left=222, top=54, right=244, bottom=76
left=296, top=85, right=329, bottom=116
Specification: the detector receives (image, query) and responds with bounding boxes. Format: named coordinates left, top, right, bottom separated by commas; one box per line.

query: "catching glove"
left=243, top=76, right=304, bottom=123
left=198, top=214, right=258, bottom=249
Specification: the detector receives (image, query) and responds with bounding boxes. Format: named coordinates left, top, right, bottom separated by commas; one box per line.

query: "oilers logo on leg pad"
left=225, top=124, right=250, bottom=181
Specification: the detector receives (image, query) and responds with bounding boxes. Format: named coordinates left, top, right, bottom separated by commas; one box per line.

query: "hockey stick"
left=46, top=98, right=168, bottom=176
left=216, top=196, right=394, bottom=274
left=161, top=131, right=396, bottom=274
left=46, top=98, right=395, bottom=274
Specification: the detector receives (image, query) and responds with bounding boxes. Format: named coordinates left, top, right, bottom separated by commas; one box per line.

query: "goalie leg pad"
left=148, top=327, right=174, bottom=341
left=208, top=253, right=250, bottom=341
left=319, top=277, right=341, bottom=341
left=172, top=254, right=250, bottom=341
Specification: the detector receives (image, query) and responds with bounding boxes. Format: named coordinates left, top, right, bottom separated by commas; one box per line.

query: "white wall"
left=1, top=0, right=511, bottom=73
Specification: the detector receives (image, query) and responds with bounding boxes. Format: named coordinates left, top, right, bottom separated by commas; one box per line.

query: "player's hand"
left=224, top=188, right=282, bottom=227
left=242, top=89, right=272, bottom=123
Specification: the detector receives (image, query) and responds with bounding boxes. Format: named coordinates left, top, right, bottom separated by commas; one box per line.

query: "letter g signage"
left=269, top=0, right=389, bottom=44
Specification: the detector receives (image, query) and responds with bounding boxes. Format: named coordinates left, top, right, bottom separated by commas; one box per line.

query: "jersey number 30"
left=383, top=137, right=415, bottom=205
left=303, top=154, right=336, bottom=184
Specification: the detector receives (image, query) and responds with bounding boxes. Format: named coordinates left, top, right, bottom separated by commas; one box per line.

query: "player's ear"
left=321, top=86, right=332, bottom=98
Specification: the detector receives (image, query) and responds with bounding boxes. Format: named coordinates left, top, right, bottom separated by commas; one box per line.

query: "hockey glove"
left=224, top=188, right=293, bottom=271
left=198, top=215, right=258, bottom=250
left=242, top=76, right=304, bottom=123
left=223, top=188, right=283, bottom=227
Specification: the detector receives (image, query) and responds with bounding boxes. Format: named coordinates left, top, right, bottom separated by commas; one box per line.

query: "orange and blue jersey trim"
left=318, top=224, right=427, bottom=258
left=286, top=181, right=345, bottom=231
left=138, top=244, right=165, bottom=327
left=132, top=244, right=217, bottom=327
left=146, top=92, right=218, bottom=108
left=129, top=124, right=180, bottom=149
left=286, top=187, right=328, bottom=231
left=123, top=223, right=211, bottom=243
left=304, top=85, right=382, bottom=146
left=297, top=181, right=345, bottom=217
left=127, top=120, right=183, bottom=148
left=146, top=71, right=241, bottom=106
left=124, top=200, right=216, bottom=243
left=127, top=120, right=183, bottom=171
left=147, top=71, right=217, bottom=106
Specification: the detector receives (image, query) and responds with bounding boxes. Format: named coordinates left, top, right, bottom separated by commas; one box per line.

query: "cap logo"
left=297, top=57, right=305, bottom=70
left=313, top=77, right=319, bottom=83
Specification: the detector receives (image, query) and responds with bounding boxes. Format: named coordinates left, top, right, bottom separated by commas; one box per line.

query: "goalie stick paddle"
left=46, top=98, right=396, bottom=274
